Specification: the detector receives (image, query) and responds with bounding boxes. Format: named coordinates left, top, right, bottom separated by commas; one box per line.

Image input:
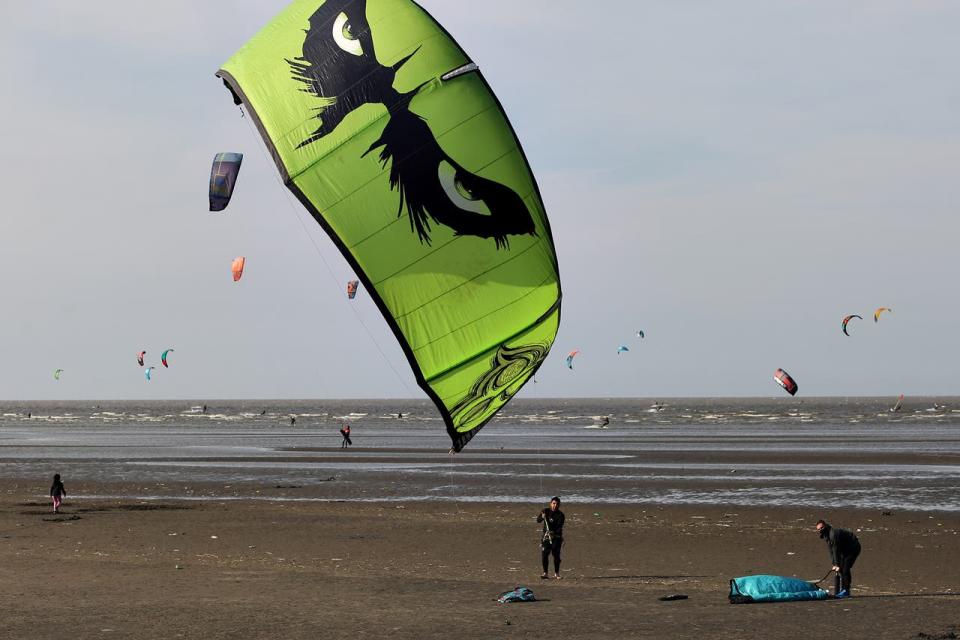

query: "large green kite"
left=217, top=0, right=561, bottom=451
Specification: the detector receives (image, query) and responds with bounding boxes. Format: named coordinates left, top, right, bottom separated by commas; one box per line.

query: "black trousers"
left=834, top=543, right=861, bottom=593
left=541, top=538, right=562, bottom=574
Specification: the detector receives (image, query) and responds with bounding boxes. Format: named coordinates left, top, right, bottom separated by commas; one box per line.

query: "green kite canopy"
left=217, top=0, right=561, bottom=450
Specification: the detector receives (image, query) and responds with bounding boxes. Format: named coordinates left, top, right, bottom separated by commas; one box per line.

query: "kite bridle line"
left=238, top=107, right=418, bottom=401
left=447, top=446, right=461, bottom=514
left=531, top=372, right=544, bottom=496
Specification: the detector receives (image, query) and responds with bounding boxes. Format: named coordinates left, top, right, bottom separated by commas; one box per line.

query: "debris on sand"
left=42, top=515, right=81, bottom=522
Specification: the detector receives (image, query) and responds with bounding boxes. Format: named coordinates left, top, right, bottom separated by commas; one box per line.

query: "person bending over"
left=816, top=519, right=861, bottom=598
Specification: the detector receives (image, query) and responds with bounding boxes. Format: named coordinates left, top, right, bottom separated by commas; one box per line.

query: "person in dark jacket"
left=537, top=496, right=565, bottom=579
left=816, top=519, right=861, bottom=598
left=50, top=474, right=66, bottom=514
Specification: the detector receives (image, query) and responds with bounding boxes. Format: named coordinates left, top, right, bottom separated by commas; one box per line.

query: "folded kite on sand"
left=729, top=575, right=830, bottom=604
left=497, top=587, right=536, bottom=603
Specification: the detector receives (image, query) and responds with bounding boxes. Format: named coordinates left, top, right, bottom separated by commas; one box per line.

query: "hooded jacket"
left=823, top=526, right=860, bottom=565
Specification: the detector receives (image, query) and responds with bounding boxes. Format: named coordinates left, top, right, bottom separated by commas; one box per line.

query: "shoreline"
left=12, top=492, right=960, bottom=514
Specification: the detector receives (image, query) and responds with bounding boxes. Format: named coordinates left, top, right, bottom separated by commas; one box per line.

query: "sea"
left=2, top=397, right=959, bottom=512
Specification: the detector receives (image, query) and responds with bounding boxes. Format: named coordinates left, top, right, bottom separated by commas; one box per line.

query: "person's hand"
left=831, top=565, right=840, bottom=572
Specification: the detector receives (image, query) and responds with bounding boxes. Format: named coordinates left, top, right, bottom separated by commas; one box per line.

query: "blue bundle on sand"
left=729, top=575, right=830, bottom=604
left=497, top=587, right=536, bottom=603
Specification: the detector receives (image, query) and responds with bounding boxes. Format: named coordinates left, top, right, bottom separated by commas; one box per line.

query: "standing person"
left=537, top=496, right=565, bottom=580
left=339, top=424, right=352, bottom=449
left=50, top=474, right=66, bottom=514
left=816, top=519, right=861, bottom=598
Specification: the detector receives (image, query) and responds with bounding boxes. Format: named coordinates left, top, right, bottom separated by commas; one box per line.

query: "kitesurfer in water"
left=340, top=424, right=352, bottom=449
left=537, top=497, right=565, bottom=579
left=890, top=395, right=904, bottom=412
left=290, top=416, right=296, bottom=426
left=600, top=416, right=610, bottom=428
left=50, top=473, right=66, bottom=514
left=816, top=520, right=861, bottom=598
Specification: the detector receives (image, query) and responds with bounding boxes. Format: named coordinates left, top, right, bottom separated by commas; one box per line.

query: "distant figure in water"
left=260, top=410, right=266, bottom=415
left=890, top=394, right=904, bottom=412
left=397, top=412, right=403, bottom=419
left=537, top=496, right=565, bottom=580
left=202, top=404, right=207, bottom=413
left=600, top=416, right=610, bottom=428
left=290, top=416, right=296, bottom=426
left=340, top=424, right=352, bottom=448
left=816, top=519, right=861, bottom=598
left=27, top=412, right=31, bottom=419
left=50, top=473, right=66, bottom=514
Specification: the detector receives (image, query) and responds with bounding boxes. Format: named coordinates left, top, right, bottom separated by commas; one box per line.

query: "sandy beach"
left=2, top=479, right=958, bottom=640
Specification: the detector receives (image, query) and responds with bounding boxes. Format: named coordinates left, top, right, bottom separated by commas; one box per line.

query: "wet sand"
left=2, top=480, right=958, bottom=639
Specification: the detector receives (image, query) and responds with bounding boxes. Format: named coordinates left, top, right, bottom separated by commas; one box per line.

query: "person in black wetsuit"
left=537, top=496, right=565, bottom=580
left=816, top=519, right=861, bottom=598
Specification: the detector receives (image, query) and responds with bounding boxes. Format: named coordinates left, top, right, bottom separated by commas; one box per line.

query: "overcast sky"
left=1, top=1, right=957, bottom=401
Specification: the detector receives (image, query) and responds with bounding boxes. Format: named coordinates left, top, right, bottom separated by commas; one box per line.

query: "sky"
left=1, top=1, right=958, bottom=401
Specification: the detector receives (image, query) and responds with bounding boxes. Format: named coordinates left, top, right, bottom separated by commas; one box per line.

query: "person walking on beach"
left=816, top=519, right=861, bottom=598
left=50, top=474, right=66, bottom=514
left=339, top=424, right=352, bottom=449
left=537, top=496, right=565, bottom=580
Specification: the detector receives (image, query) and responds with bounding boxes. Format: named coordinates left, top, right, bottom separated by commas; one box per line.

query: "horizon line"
left=0, top=393, right=952, bottom=404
